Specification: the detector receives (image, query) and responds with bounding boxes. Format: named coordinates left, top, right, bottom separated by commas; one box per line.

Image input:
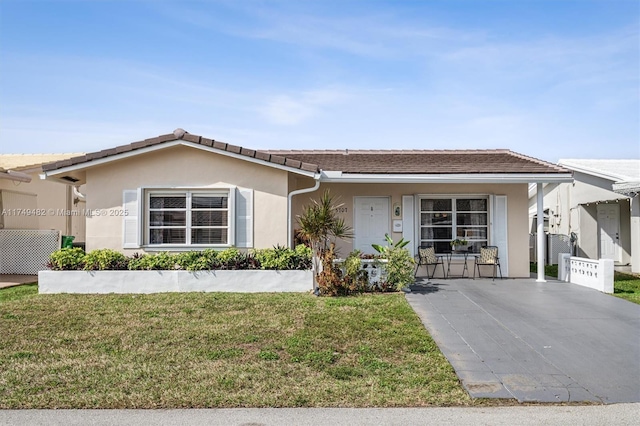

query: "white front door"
left=597, top=203, right=621, bottom=262
left=354, top=197, right=390, bottom=254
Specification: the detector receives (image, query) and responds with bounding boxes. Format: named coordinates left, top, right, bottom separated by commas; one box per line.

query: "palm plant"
left=297, top=190, right=353, bottom=256
left=296, top=190, right=353, bottom=293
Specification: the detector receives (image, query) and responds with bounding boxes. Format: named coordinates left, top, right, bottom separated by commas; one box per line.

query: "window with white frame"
left=147, top=190, right=230, bottom=246
left=419, top=197, right=488, bottom=253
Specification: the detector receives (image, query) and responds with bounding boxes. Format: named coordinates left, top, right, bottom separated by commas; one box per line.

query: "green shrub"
left=292, top=244, right=313, bottom=270
left=128, top=252, right=178, bottom=270
left=83, top=249, right=128, bottom=270
left=217, top=248, right=258, bottom=270
left=384, top=246, right=415, bottom=291
left=174, top=249, right=221, bottom=271
left=217, top=248, right=242, bottom=265
left=199, top=249, right=222, bottom=270
left=174, top=251, right=203, bottom=270
left=48, top=246, right=311, bottom=272
left=47, top=248, right=86, bottom=271
left=252, top=246, right=283, bottom=269
left=252, top=244, right=313, bottom=270
left=342, top=250, right=368, bottom=293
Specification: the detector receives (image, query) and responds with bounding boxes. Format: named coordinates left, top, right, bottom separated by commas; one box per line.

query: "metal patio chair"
left=473, top=246, right=503, bottom=280
left=414, top=246, right=445, bottom=279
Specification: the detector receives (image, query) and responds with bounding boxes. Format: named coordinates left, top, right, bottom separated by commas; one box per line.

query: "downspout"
left=65, top=186, right=73, bottom=236
left=287, top=176, right=321, bottom=248
left=73, top=186, right=86, bottom=202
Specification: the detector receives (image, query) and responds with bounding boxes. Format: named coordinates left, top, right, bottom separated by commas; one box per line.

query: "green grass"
left=529, top=262, right=558, bottom=277
left=0, top=291, right=475, bottom=408
left=0, top=283, right=37, bottom=302
left=613, top=272, right=640, bottom=305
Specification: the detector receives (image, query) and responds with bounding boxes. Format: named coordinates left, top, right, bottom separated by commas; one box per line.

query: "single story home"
left=529, top=159, right=640, bottom=273
left=42, top=129, right=573, bottom=278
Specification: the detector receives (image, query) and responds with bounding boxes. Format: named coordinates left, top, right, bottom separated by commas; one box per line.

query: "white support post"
left=536, top=183, right=546, bottom=282
left=631, top=196, right=640, bottom=274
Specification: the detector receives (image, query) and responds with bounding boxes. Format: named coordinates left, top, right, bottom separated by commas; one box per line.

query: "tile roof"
left=0, top=153, right=84, bottom=172
left=41, top=129, right=319, bottom=173
left=40, top=129, right=570, bottom=175
left=267, top=149, right=569, bottom=174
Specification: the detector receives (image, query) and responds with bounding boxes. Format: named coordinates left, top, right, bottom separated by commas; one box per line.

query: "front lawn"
left=0, top=283, right=37, bottom=302
left=0, top=291, right=473, bottom=408
left=612, top=272, right=640, bottom=304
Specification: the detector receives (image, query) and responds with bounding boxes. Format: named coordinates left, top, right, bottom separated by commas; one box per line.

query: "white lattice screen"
left=0, top=230, right=61, bottom=274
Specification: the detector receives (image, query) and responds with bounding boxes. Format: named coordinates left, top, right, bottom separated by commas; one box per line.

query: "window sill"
left=142, top=244, right=234, bottom=252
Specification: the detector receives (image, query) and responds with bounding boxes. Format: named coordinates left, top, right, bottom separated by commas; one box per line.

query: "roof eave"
left=558, top=160, right=629, bottom=182
left=319, top=172, right=574, bottom=184
left=612, top=181, right=640, bottom=196
left=43, top=141, right=320, bottom=180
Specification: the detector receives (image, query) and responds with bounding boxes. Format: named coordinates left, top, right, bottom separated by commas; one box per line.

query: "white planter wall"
left=333, top=258, right=388, bottom=288
left=38, top=270, right=313, bottom=294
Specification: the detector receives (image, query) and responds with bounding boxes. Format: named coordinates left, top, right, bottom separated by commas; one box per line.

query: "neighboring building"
left=41, top=129, right=572, bottom=278
left=0, top=154, right=86, bottom=274
left=0, top=154, right=86, bottom=238
left=528, top=159, right=640, bottom=273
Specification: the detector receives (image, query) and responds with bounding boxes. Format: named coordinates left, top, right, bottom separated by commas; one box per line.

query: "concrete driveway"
left=406, top=277, right=640, bottom=403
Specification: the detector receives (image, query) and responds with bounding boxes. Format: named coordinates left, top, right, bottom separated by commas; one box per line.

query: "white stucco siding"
left=84, top=145, right=289, bottom=253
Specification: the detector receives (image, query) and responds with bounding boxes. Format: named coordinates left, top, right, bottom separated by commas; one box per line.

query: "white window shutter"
left=235, top=187, right=253, bottom=248
left=492, top=195, right=509, bottom=276
left=123, top=189, right=141, bottom=249
left=402, top=195, right=415, bottom=258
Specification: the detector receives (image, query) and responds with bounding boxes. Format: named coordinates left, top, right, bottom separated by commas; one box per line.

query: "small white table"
left=446, top=251, right=471, bottom=278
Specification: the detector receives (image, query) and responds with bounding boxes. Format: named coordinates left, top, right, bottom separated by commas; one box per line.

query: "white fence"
left=0, top=229, right=61, bottom=274
left=558, top=253, right=613, bottom=294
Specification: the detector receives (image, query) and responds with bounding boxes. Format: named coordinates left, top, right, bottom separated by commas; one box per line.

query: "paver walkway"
left=406, top=277, right=640, bottom=403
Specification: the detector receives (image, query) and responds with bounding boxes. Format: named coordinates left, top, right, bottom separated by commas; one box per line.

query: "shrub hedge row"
left=48, top=245, right=312, bottom=271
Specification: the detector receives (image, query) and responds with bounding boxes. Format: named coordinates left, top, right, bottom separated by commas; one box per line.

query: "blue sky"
left=1, top=0, right=638, bottom=163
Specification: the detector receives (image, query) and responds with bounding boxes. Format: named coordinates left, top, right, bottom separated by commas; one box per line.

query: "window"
left=419, top=197, right=488, bottom=253
left=147, top=190, right=230, bottom=246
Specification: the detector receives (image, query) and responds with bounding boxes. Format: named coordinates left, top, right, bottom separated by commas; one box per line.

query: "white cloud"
left=262, top=96, right=314, bottom=125
left=260, top=88, right=350, bottom=125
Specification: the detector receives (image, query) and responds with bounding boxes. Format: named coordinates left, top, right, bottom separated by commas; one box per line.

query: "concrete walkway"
left=0, top=274, right=37, bottom=289
left=406, top=277, right=640, bottom=404
left=1, top=405, right=639, bottom=426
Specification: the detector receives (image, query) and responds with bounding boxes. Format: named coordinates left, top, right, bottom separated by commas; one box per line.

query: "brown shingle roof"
left=266, top=149, right=569, bottom=174
left=41, top=129, right=569, bottom=175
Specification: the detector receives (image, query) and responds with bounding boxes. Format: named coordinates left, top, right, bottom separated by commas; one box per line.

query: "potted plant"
left=450, top=238, right=468, bottom=252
